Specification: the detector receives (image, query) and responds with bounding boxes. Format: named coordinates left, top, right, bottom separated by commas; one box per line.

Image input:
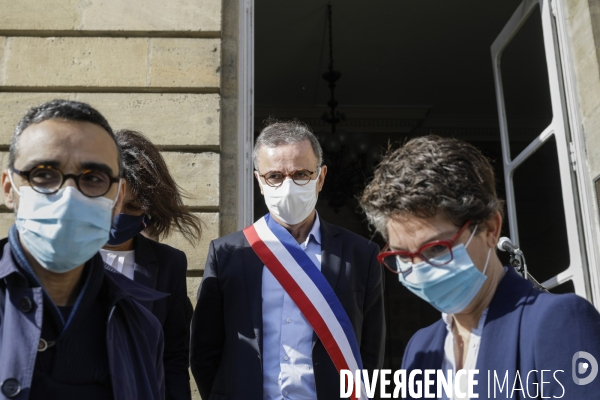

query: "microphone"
left=497, top=237, right=523, bottom=256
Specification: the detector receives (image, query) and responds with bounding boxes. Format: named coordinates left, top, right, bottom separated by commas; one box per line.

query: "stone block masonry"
left=0, top=37, right=220, bottom=89
left=0, top=1, right=229, bottom=395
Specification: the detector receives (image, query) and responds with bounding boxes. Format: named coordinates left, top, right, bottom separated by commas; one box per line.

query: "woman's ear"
left=482, top=211, right=503, bottom=248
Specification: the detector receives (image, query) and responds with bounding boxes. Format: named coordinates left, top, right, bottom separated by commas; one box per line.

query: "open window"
left=491, top=0, right=589, bottom=296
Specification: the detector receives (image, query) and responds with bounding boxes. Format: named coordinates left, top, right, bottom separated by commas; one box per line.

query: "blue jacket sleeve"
left=190, top=240, right=225, bottom=400
left=361, top=243, right=386, bottom=371
left=529, top=293, right=600, bottom=398
left=162, top=250, right=192, bottom=400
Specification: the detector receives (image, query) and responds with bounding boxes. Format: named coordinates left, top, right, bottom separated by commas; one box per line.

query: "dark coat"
left=402, top=266, right=600, bottom=399
left=190, top=218, right=386, bottom=400
left=0, top=238, right=166, bottom=400
left=130, top=234, right=191, bottom=400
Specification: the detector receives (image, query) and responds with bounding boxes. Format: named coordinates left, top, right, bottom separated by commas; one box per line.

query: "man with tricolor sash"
left=191, top=121, right=385, bottom=400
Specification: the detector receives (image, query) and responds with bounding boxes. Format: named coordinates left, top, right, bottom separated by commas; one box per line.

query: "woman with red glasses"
left=360, top=135, right=600, bottom=399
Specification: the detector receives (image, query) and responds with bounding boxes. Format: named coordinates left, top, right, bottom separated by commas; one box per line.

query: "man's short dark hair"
left=252, top=120, right=323, bottom=171
left=9, top=99, right=122, bottom=174
left=360, top=135, right=504, bottom=239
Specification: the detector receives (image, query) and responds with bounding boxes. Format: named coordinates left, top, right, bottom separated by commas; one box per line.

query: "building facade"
left=1, top=0, right=600, bottom=398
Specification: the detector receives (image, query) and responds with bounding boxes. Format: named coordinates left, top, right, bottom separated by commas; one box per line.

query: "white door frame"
left=238, top=0, right=255, bottom=230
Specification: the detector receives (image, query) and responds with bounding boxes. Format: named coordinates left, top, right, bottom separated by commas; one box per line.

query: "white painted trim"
left=491, top=0, right=538, bottom=248
left=554, top=0, right=600, bottom=306
left=491, top=0, right=588, bottom=297
left=237, top=0, right=255, bottom=229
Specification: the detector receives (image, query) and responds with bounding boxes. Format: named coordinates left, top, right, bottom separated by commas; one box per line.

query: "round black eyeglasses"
left=11, top=165, right=120, bottom=198
left=259, top=169, right=317, bottom=188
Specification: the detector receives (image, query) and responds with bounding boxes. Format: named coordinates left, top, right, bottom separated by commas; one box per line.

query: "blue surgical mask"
left=397, top=226, right=492, bottom=314
left=13, top=185, right=118, bottom=273
left=107, top=213, right=149, bottom=245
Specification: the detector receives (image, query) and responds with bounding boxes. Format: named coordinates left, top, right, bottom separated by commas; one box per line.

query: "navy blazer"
left=0, top=236, right=167, bottom=400
left=190, top=218, right=386, bottom=400
left=402, top=267, right=600, bottom=399
left=130, top=234, right=191, bottom=400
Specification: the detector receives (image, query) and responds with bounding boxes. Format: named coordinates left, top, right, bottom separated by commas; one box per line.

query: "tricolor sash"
left=243, top=214, right=369, bottom=399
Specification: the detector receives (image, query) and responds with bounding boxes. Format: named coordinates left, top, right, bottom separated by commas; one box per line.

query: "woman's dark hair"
left=360, top=135, right=504, bottom=239
left=116, top=129, right=202, bottom=244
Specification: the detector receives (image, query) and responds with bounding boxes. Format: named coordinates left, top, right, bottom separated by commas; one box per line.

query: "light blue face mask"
left=13, top=185, right=118, bottom=274
left=397, top=226, right=492, bottom=314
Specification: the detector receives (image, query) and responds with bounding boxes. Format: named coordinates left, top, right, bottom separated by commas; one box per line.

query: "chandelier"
left=319, top=4, right=375, bottom=212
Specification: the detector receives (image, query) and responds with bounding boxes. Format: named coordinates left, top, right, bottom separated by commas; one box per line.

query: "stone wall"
left=565, top=0, right=600, bottom=178
left=564, top=0, right=600, bottom=299
left=0, top=1, right=230, bottom=398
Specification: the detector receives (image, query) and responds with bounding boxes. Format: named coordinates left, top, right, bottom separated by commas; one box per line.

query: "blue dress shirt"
left=262, top=214, right=322, bottom=400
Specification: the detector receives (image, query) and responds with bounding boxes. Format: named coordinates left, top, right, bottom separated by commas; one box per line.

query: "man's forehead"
left=258, top=141, right=316, bottom=160
left=15, top=119, right=119, bottom=171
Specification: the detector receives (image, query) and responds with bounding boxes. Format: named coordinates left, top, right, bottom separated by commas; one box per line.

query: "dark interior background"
left=254, top=0, right=573, bottom=368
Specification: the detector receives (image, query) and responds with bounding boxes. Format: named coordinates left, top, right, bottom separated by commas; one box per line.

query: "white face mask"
left=259, top=168, right=321, bottom=225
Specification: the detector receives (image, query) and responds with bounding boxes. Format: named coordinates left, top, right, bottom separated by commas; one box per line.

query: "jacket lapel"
left=408, top=322, right=446, bottom=396
left=475, top=267, right=534, bottom=397
left=132, top=235, right=159, bottom=311
left=243, top=236, right=266, bottom=357
left=320, top=219, right=342, bottom=290
left=311, top=219, right=342, bottom=346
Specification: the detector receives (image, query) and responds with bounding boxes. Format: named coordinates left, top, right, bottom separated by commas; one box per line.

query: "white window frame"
left=552, top=0, right=600, bottom=306
left=491, top=0, right=589, bottom=297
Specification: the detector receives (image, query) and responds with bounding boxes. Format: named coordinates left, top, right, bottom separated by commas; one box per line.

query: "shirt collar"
left=442, top=308, right=489, bottom=336
left=301, top=212, right=321, bottom=247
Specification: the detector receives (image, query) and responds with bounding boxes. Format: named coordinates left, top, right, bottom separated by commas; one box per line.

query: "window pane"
left=512, top=135, right=569, bottom=284
left=549, top=280, right=575, bottom=294
left=500, top=3, right=553, bottom=159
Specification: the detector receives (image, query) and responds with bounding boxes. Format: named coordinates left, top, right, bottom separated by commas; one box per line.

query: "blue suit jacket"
left=402, top=267, right=600, bottom=398
left=130, top=235, right=192, bottom=400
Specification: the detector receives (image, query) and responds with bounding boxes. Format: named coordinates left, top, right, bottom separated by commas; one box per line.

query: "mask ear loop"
left=465, top=224, right=479, bottom=248
left=482, top=247, right=492, bottom=275
left=464, top=223, right=492, bottom=274
left=7, top=171, right=21, bottom=197
left=111, top=179, right=123, bottom=207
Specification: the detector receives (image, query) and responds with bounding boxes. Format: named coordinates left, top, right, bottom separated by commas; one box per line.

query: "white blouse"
left=440, top=308, right=488, bottom=400
left=99, top=249, right=135, bottom=280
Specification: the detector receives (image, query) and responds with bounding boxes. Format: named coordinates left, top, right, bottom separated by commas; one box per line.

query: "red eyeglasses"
left=377, top=220, right=473, bottom=274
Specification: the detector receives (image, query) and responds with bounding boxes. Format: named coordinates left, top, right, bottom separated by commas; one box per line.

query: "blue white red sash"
left=243, top=214, right=369, bottom=400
